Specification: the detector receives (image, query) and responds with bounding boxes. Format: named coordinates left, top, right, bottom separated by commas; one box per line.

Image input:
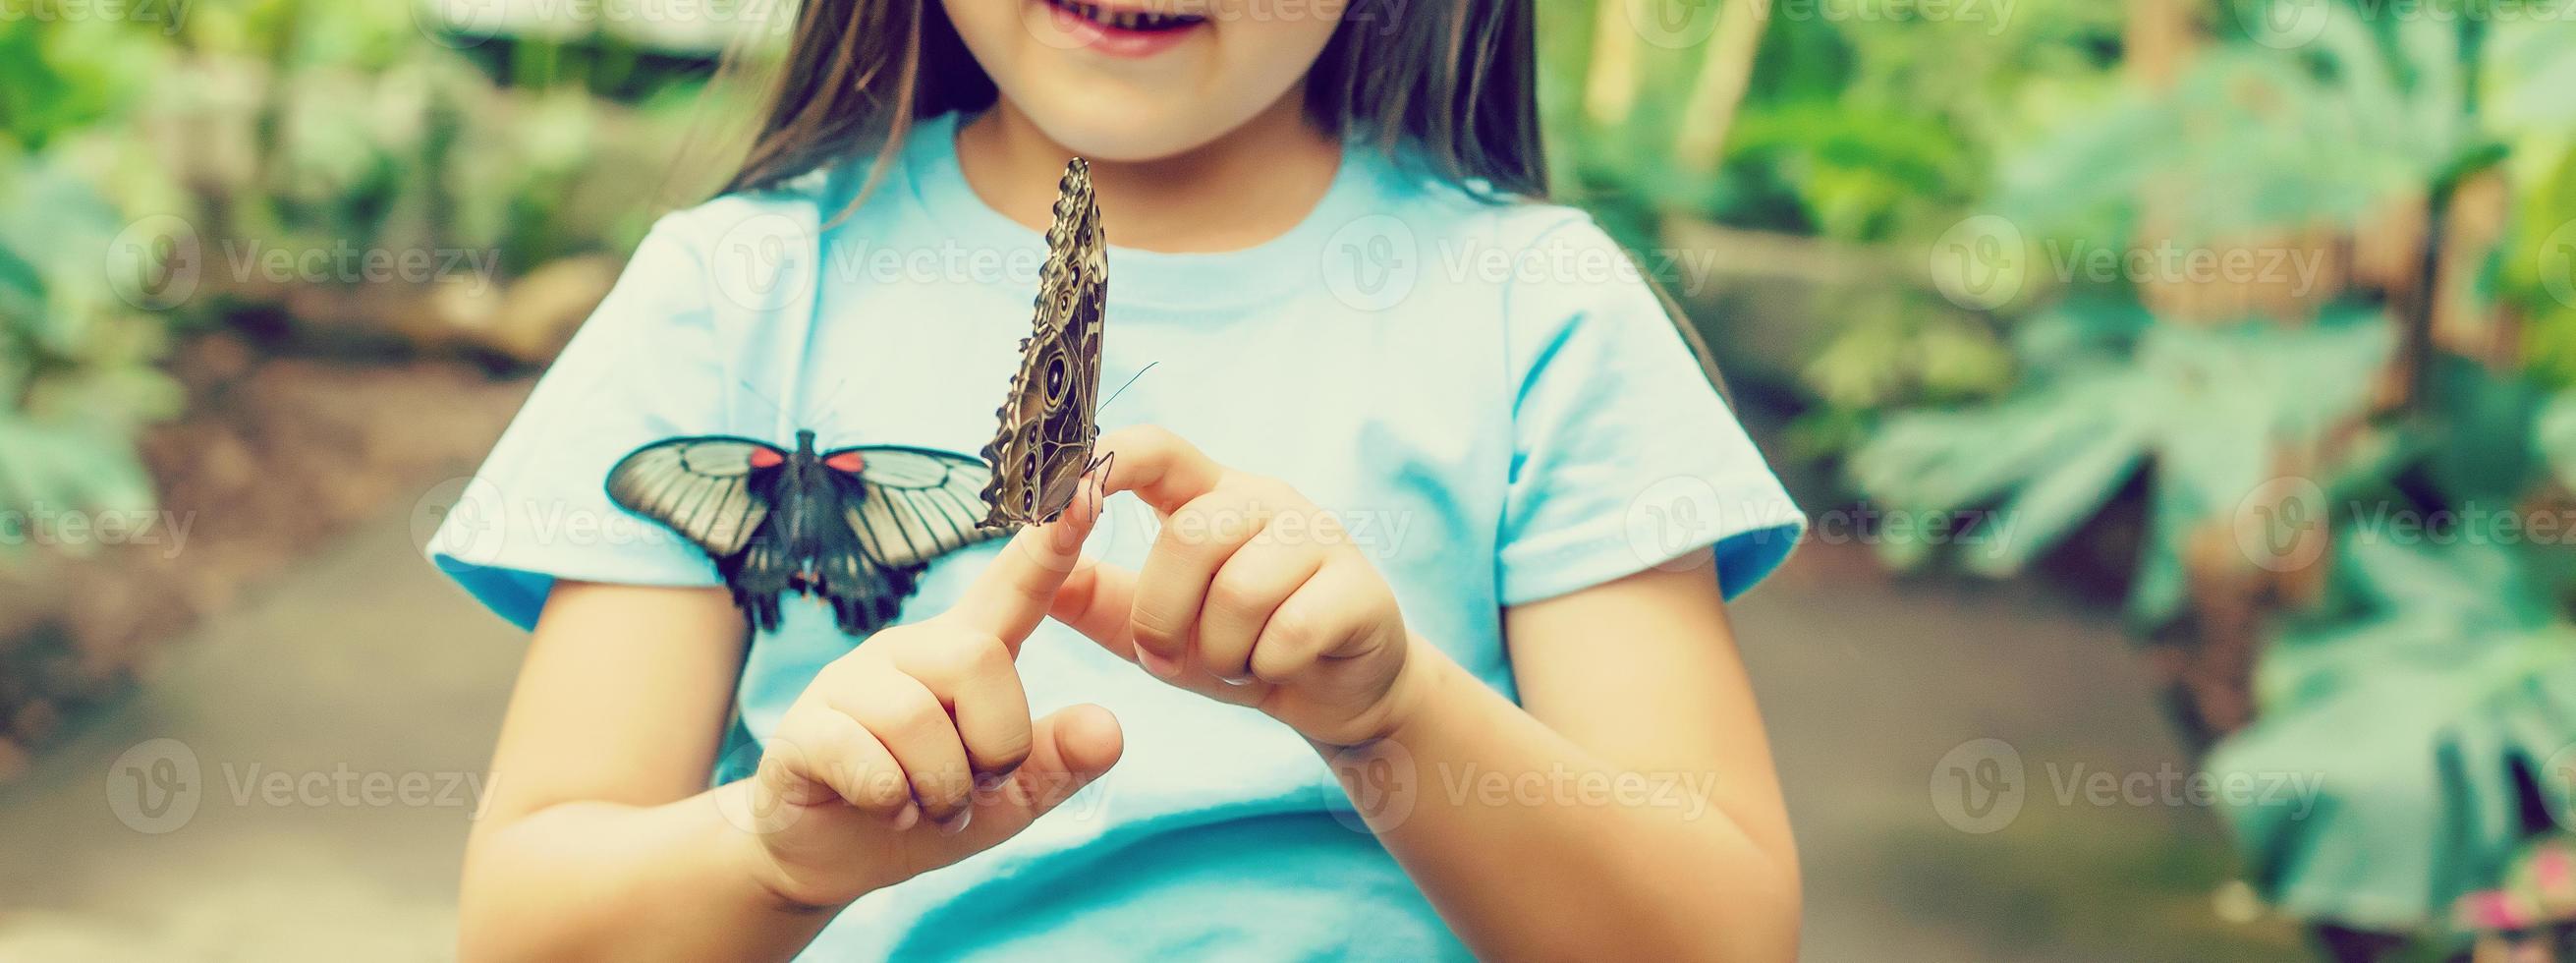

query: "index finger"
left=951, top=473, right=1104, bottom=648
left=1093, top=425, right=1227, bottom=516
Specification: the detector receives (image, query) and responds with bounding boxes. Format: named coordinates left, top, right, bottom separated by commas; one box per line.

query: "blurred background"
left=4, top=0, right=2576, bottom=959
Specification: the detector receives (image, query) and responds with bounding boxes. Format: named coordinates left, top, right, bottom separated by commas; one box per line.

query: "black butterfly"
left=606, top=429, right=1001, bottom=635
left=980, top=157, right=1110, bottom=530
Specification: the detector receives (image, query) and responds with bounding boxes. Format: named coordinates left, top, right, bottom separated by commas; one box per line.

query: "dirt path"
left=0, top=509, right=513, bottom=960
left=0, top=507, right=2288, bottom=960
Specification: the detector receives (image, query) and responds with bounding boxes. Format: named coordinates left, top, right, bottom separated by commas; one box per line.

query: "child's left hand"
left=1048, top=425, right=1431, bottom=748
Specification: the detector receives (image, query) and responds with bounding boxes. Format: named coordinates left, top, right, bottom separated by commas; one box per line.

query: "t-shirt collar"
left=898, top=110, right=1382, bottom=314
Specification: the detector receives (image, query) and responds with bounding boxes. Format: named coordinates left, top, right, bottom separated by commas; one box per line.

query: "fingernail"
left=936, top=810, right=974, bottom=836
left=892, top=802, right=922, bottom=831
left=1136, top=647, right=1181, bottom=678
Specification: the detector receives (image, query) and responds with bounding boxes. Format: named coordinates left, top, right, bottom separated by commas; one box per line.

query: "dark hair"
left=719, top=0, right=1545, bottom=199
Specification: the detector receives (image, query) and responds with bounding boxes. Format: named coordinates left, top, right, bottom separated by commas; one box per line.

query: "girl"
left=430, top=0, right=1808, bottom=959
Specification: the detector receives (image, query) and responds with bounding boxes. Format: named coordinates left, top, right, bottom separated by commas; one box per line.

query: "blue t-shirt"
left=429, top=111, right=1804, bottom=961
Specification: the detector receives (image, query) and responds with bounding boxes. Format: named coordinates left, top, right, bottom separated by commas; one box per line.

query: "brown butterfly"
left=980, top=157, right=1110, bottom=531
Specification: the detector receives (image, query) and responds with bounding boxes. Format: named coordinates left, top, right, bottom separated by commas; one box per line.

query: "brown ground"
left=0, top=495, right=2307, bottom=960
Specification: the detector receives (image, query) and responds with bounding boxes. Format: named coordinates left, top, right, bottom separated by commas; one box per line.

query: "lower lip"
left=1042, top=2, right=1206, bottom=58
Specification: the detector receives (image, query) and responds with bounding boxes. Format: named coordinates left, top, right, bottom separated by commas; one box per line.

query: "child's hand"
left=735, top=493, right=1122, bottom=911
left=1050, top=426, right=1428, bottom=749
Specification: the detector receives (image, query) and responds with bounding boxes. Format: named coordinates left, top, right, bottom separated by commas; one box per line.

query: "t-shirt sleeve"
left=426, top=212, right=729, bottom=630
left=1496, top=216, right=1805, bottom=606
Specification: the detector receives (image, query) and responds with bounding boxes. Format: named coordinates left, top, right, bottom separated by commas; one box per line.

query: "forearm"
left=458, top=781, right=843, bottom=963
left=1324, top=644, right=1801, bottom=962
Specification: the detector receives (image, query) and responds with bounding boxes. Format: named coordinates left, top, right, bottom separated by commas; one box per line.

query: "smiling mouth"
left=1042, top=0, right=1208, bottom=32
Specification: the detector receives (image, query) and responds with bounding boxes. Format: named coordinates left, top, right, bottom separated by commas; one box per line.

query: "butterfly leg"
left=1081, top=450, right=1115, bottom=519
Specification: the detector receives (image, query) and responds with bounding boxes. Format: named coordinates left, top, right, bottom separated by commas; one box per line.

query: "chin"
left=1013, top=99, right=1240, bottom=163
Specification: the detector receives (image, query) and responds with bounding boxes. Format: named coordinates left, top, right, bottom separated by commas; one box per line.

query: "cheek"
left=940, top=0, right=1026, bottom=79
left=1202, top=6, right=1345, bottom=110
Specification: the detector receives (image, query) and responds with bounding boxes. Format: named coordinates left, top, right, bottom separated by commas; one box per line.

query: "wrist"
left=711, top=783, right=862, bottom=917
left=1375, top=632, right=1456, bottom=747
left=1315, top=631, right=1455, bottom=751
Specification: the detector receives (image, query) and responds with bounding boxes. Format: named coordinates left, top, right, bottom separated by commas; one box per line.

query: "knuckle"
left=885, top=697, right=950, bottom=745
left=1247, top=645, right=1308, bottom=685
left=914, top=770, right=973, bottom=816
left=1262, top=602, right=1330, bottom=655
left=850, top=762, right=912, bottom=814
left=1204, top=572, right=1271, bottom=623
left=963, top=630, right=1012, bottom=670
left=1201, top=641, right=1253, bottom=681
left=1107, top=424, right=1181, bottom=457
left=977, top=728, right=1036, bottom=775
left=1252, top=476, right=1302, bottom=504
left=818, top=649, right=893, bottom=689
left=1163, top=494, right=1241, bottom=548
left=1130, top=606, right=1190, bottom=651
left=921, top=633, right=997, bottom=680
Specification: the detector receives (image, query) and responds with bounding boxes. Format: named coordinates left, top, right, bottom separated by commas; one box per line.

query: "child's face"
left=943, top=0, right=1348, bottom=160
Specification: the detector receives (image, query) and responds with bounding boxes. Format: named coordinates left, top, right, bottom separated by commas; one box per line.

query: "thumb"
left=950, top=705, right=1122, bottom=846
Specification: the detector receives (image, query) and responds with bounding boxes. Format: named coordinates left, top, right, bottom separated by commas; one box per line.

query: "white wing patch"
left=841, top=448, right=1003, bottom=569
left=605, top=438, right=772, bottom=557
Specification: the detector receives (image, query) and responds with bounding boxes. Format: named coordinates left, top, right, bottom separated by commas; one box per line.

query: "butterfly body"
left=607, top=429, right=998, bottom=635
left=980, top=157, right=1111, bottom=530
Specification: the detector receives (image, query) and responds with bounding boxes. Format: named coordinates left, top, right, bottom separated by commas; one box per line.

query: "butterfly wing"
left=830, top=446, right=1004, bottom=568
left=980, top=157, right=1108, bottom=530
left=809, top=517, right=923, bottom=636
left=604, top=436, right=778, bottom=557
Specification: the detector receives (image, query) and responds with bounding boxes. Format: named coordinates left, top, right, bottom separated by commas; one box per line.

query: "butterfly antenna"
left=737, top=378, right=789, bottom=426
left=810, top=374, right=854, bottom=439
left=1101, top=362, right=1157, bottom=411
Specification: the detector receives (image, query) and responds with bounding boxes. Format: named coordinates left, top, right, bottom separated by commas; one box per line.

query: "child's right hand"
left=728, top=489, right=1121, bottom=911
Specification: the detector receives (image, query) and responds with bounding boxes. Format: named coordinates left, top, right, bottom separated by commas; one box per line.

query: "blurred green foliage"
left=9, top=0, right=2576, bottom=946
left=1820, top=0, right=2576, bottom=940
left=0, top=18, right=183, bottom=553
left=0, top=1, right=723, bottom=556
